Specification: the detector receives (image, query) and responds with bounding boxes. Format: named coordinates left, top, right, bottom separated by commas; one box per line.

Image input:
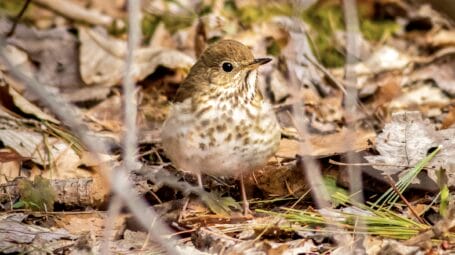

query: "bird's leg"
left=197, top=173, right=203, bottom=188
left=240, top=172, right=252, bottom=216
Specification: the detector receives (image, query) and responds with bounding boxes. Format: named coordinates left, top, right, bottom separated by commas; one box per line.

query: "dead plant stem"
left=384, top=175, right=426, bottom=224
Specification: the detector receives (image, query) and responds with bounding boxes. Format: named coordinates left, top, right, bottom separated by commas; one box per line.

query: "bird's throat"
left=244, top=70, right=258, bottom=102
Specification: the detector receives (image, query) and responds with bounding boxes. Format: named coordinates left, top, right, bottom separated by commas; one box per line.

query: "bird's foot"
left=242, top=201, right=253, bottom=218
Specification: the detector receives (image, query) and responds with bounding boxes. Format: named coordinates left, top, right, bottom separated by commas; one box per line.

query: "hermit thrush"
left=161, top=40, right=281, bottom=214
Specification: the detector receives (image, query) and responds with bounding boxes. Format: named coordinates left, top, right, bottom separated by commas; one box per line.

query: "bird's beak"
left=247, top=58, right=272, bottom=70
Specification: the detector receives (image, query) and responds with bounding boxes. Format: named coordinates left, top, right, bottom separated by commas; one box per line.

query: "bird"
left=161, top=39, right=281, bottom=215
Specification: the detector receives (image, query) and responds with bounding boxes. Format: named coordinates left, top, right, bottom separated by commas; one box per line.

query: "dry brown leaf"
left=442, top=106, right=455, bottom=129
left=0, top=129, right=81, bottom=175
left=0, top=149, right=22, bottom=184
left=365, top=111, right=455, bottom=187
left=363, top=236, right=420, bottom=255
left=77, top=0, right=127, bottom=19
left=55, top=212, right=126, bottom=237
left=388, top=83, right=450, bottom=114
left=84, top=93, right=123, bottom=133
left=79, top=27, right=194, bottom=87
left=109, top=230, right=163, bottom=253
left=409, top=55, right=455, bottom=96
left=61, top=86, right=112, bottom=103
left=6, top=86, right=59, bottom=123
left=0, top=45, right=35, bottom=86
left=149, top=22, right=176, bottom=49
left=429, top=30, right=455, bottom=47
left=276, top=128, right=375, bottom=158
left=0, top=19, right=82, bottom=89
left=232, top=239, right=315, bottom=255
left=268, top=69, right=290, bottom=103
left=144, top=0, right=197, bottom=17
left=0, top=149, right=30, bottom=163
left=353, top=46, right=410, bottom=76
left=254, top=163, right=306, bottom=196
left=275, top=16, right=324, bottom=90
left=0, top=213, right=75, bottom=253
left=0, top=109, right=84, bottom=179
left=79, top=151, right=117, bottom=167
left=364, top=72, right=403, bottom=111
left=229, top=21, right=285, bottom=56
left=171, top=13, right=233, bottom=56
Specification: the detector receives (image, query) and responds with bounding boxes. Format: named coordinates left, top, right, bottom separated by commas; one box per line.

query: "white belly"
left=161, top=98, right=280, bottom=177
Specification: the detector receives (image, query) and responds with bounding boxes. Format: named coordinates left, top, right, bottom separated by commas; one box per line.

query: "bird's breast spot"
left=199, top=119, right=210, bottom=127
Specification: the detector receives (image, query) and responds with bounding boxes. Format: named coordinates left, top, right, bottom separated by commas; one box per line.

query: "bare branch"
left=122, top=0, right=141, bottom=171
left=343, top=0, right=366, bottom=252
left=100, top=1, right=143, bottom=252
left=343, top=0, right=364, bottom=204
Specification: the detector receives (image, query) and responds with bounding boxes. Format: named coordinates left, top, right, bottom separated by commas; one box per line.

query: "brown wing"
left=173, top=61, right=208, bottom=103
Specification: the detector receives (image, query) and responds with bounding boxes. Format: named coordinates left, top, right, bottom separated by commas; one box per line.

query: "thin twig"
left=342, top=0, right=365, bottom=251
left=290, top=189, right=311, bottom=209
left=384, top=175, right=426, bottom=224
left=329, top=159, right=411, bottom=168
left=7, top=0, right=32, bottom=37
left=302, top=53, right=347, bottom=95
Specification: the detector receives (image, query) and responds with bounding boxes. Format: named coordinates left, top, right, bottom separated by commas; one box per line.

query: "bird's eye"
left=222, top=62, right=233, bottom=72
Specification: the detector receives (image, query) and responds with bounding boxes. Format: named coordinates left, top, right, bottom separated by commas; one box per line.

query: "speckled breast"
left=161, top=97, right=280, bottom=177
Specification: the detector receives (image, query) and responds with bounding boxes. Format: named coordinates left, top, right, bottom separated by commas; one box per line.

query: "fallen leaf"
left=79, top=151, right=117, bottom=167
left=84, top=93, right=123, bottom=133
left=409, top=55, right=455, bottom=96
left=276, top=128, right=375, bottom=158
left=0, top=44, right=35, bottom=83
left=254, top=162, right=307, bottom=197
left=0, top=149, right=30, bottom=163
left=55, top=212, right=126, bottom=237
left=353, top=46, right=410, bottom=76
left=0, top=149, right=22, bottom=184
left=0, top=19, right=83, bottom=89
left=79, top=27, right=194, bottom=86
left=84, top=0, right=127, bottom=19
left=275, top=16, right=325, bottom=91
left=149, top=22, right=176, bottom=49
left=7, top=86, right=59, bottom=123
left=388, top=83, right=450, bottom=113
left=365, top=111, right=455, bottom=187
left=363, top=236, right=420, bottom=255
left=442, top=106, right=455, bottom=129
left=429, top=30, right=455, bottom=47
left=0, top=213, right=75, bottom=253
left=365, top=72, right=403, bottom=111
left=61, top=86, right=112, bottom=103
left=0, top=128, right=82, bottom=177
